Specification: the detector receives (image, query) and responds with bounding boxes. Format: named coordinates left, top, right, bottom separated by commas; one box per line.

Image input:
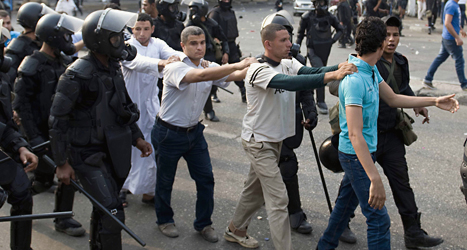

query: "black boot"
left=205, top=110, right=220, bottom=122
left=289, top=211, right=312, bottom=234
left=54, top=183, right=86, bottom=237
left=11, top=198, right=33, bottom=250
left=402, top=213, right=443, bottom=249
left=240, top=87, right=247, bottom=103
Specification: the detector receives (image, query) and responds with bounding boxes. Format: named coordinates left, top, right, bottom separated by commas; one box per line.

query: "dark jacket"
left=208, top=6, right=239, bottom=42
left=376, top=52, right=415, bottom=132
left=296, top=11, right=344, bottom=48
left=337, top=1, right=352, bottom=23
left=152, top=17, right=185, bottom=51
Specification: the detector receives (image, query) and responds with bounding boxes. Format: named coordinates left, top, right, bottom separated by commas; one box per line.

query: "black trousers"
left=375, top=129, right=418, bottom=218
left=307, top=47, right=331, bottom=103
left=339, top=21, right=352, bottom=45
left=228, top=41, right=244, bottom=89
left=336, top=129, right=419, bottom=220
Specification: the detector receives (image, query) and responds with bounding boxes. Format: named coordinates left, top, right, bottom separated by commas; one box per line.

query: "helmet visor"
left=0, top=20, right=10, bottom=43
left=41, top=3, right=57, bottom=15
left=57, top=14, right=84, bottom=33
left=181, top=0, right=205, bottom=5
left=276, top=10, right=295, bottom=25
left=97, top=9, right=138, bottom=33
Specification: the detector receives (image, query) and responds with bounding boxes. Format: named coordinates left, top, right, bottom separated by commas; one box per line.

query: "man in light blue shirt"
left=424, top=0, right=467, bottom=90
left=0, top=10, right=19, bottom=46
left=317, top=16, right=459, bottom=250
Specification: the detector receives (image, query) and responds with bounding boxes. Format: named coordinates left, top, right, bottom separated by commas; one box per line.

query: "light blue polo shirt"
left=338, top=55, right=384, bottom=155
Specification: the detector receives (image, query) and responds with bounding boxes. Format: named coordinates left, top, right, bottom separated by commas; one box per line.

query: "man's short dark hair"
left=103, top=3, right=121, bottom=10
left=137, top=13, right=154, bottom=26
left=261, top=23, right=287, bottom=44
left=148, top=0, right=156, bottom=4
left=355, top=17, right=387, bottom=56
left=0, top=10, right=9, bottom=18
left=181, top=26, right=205, bottom=44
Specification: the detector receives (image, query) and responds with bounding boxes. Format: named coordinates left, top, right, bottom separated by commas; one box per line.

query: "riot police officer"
left=208, top=0, right=246, bottom=103
left=153, top=0, right=185, bottom=51
left=262, top=10, right=317, bottom=234
left=4, top=2, right=54, bottom=85
left=0, top=21, right=38, bottom=250
left=296, top=0, right=343, bottom=114
left=13, top=13, right=85, bottom=237
left=50, top=9, right=152, bottom=250
left=185, top=0, right=230, bottom=121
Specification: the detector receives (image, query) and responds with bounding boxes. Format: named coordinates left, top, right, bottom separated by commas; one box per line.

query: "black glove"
left=304, top=111, right=318, bottom=131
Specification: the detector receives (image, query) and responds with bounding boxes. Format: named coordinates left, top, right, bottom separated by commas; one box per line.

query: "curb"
left=415, top=87, right=467, bottom=105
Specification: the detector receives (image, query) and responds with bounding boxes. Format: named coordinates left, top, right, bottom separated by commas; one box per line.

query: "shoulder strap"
left=383, top=59, right=400, bottom=94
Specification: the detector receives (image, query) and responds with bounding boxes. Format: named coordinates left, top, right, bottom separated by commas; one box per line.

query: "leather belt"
left=156, top=116, right=197, bottom=133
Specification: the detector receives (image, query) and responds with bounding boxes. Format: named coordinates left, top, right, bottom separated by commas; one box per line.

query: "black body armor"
left=49, top=52, right=143, bottom=178
left=13, top=50, right=71, bottom=144
left=5, top=34, right=41, bottom=85
left=296, top=11, right=343, bottom=48
left=208, top=6, right=239, bottom=41
left=152, top=17, right=185, bottom=51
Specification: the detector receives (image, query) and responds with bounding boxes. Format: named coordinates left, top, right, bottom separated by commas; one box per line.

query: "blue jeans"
left=317, top=152, right=391, bottom=250
left=151, top=122, right=214, bottom=231
left=424, top=38, right=467, bottom=88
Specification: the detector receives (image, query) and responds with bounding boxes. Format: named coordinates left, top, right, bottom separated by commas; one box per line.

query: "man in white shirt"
left=224, top=23, right=357, bottom=249
left=120, top=13, right=184, bottom=207
left=152, top=25, right=256, bottom=242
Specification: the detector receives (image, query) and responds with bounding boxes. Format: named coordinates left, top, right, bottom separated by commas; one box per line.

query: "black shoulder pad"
left=67, top=58, right=95, bottom=80
left=5, top=36, right=28, bottom=54
left=302, top=11, right=311, bottom=19
left=17, top=56, right=40, bottom=76
left=60, top=54, right=74, bottom=66
left=206, top=18, right=219, bottom=27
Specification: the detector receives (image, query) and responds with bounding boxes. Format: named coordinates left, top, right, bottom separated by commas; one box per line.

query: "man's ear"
left=264, top=40, right=272, bottom=50
left=151, top=25, right=155, bottom=34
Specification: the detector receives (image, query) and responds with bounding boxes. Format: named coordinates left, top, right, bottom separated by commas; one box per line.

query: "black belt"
left=156, top=116, right=197, bottom=133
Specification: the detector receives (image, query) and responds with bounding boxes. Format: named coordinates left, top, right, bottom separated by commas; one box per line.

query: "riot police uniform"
left=296, top=0, right=343, bottom=114
left=49, top=9, right=147, bottom=250
left=262, top=10, right=317, bottom=234
left=208, top=0, right=246, bottom=102
left=4, top=2, right=48, bottom=85
left=0, top=23, right=34, bottom=250
left=153, top=0, right=185, bottom=51
left=186, top=0, right=230, bottom=121
left=12, top=13, right=85, bottom=237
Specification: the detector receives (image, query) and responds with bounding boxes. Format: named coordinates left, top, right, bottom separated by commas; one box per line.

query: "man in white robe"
left=121, top=13, right=183, bottom=205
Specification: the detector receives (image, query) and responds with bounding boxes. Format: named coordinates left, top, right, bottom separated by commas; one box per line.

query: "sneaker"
left=55, top=218, right=86, bottom=237
left=317, top=102, right=329, bottom=115
left=158, top=223, right=179, bottom=238
left=211, top=93, right=221, bottom=103
left=339, top=227, right=357, bottom=244
left=200, top=226, right=218, bottom=243
left=422, top=80, right=436, bottom=90
left=223, top=227, right=259, bottom=249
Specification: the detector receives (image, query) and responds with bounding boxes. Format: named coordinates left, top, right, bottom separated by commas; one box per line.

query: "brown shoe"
left=158, top=223, right=179, bottom=238
left=201, top=226, right=218, bottom=243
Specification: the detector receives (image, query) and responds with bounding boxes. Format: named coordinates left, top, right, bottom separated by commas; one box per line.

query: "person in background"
left=0, top=10, right=19, bottom=46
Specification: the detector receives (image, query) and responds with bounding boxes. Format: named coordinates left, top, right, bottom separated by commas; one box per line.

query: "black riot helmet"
left=35, top=14, right=83, bottom=56
left=261, top=10, right=295, bottom=37
left=218, top=0, right=231, bottom=10
left=17, top=2, right=56, bottom=30
left=0, top=20, right=11, bottom=72
left=313, top=0, right=329, bottom=16
left=184, top=0, right=209, bottom=24
left=319, top=134, right=343, bottom=173
left=82, top=9, right=138, bottom=61
left=156, top=0, right=186, bottom=21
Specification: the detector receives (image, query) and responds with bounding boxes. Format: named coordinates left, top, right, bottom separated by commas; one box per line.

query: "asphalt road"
left=0, top=3, right=467, bottom=250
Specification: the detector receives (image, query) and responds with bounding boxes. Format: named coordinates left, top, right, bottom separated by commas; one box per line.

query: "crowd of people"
left=0, top=0, right=463, bottom=249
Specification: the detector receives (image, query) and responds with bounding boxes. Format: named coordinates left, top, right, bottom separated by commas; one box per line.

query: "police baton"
left=0, top=212, right=74, bottom=222
left=307, top=130, right=333, bottom=214
left=218, top=86, right=234, bottom=94
left=35, top=143, right=146, bottom=247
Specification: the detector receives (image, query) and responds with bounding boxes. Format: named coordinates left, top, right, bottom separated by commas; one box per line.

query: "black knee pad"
left=10, top=194, right=33, bottom=216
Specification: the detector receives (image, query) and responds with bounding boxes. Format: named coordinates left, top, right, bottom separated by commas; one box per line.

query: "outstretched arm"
left=182, top=57, right=257, bottom=83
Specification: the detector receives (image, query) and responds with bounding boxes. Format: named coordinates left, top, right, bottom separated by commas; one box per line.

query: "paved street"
left=1, top=2, right=467, bottom=249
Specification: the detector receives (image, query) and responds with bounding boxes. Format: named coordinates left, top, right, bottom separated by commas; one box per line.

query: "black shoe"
left=402, top=213, right=444, bottom=249
left=428, top=27, right=432, bottom=35
left=338, top=43, right=346, bottom=48
left=290, top=211, right=312, bottom=234
left=55, top=218, right=86, bottom=237
left=205, top=110, right=220, bottom=122
left=142, top=197, right=155, bottom=206
left=211, top=93, right=221, bottom=103
left=339, top=227, right=357, bottom=244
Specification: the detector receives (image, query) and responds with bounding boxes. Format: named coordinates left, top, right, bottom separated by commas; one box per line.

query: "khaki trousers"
left=230, top=137, right=292, bottom=250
